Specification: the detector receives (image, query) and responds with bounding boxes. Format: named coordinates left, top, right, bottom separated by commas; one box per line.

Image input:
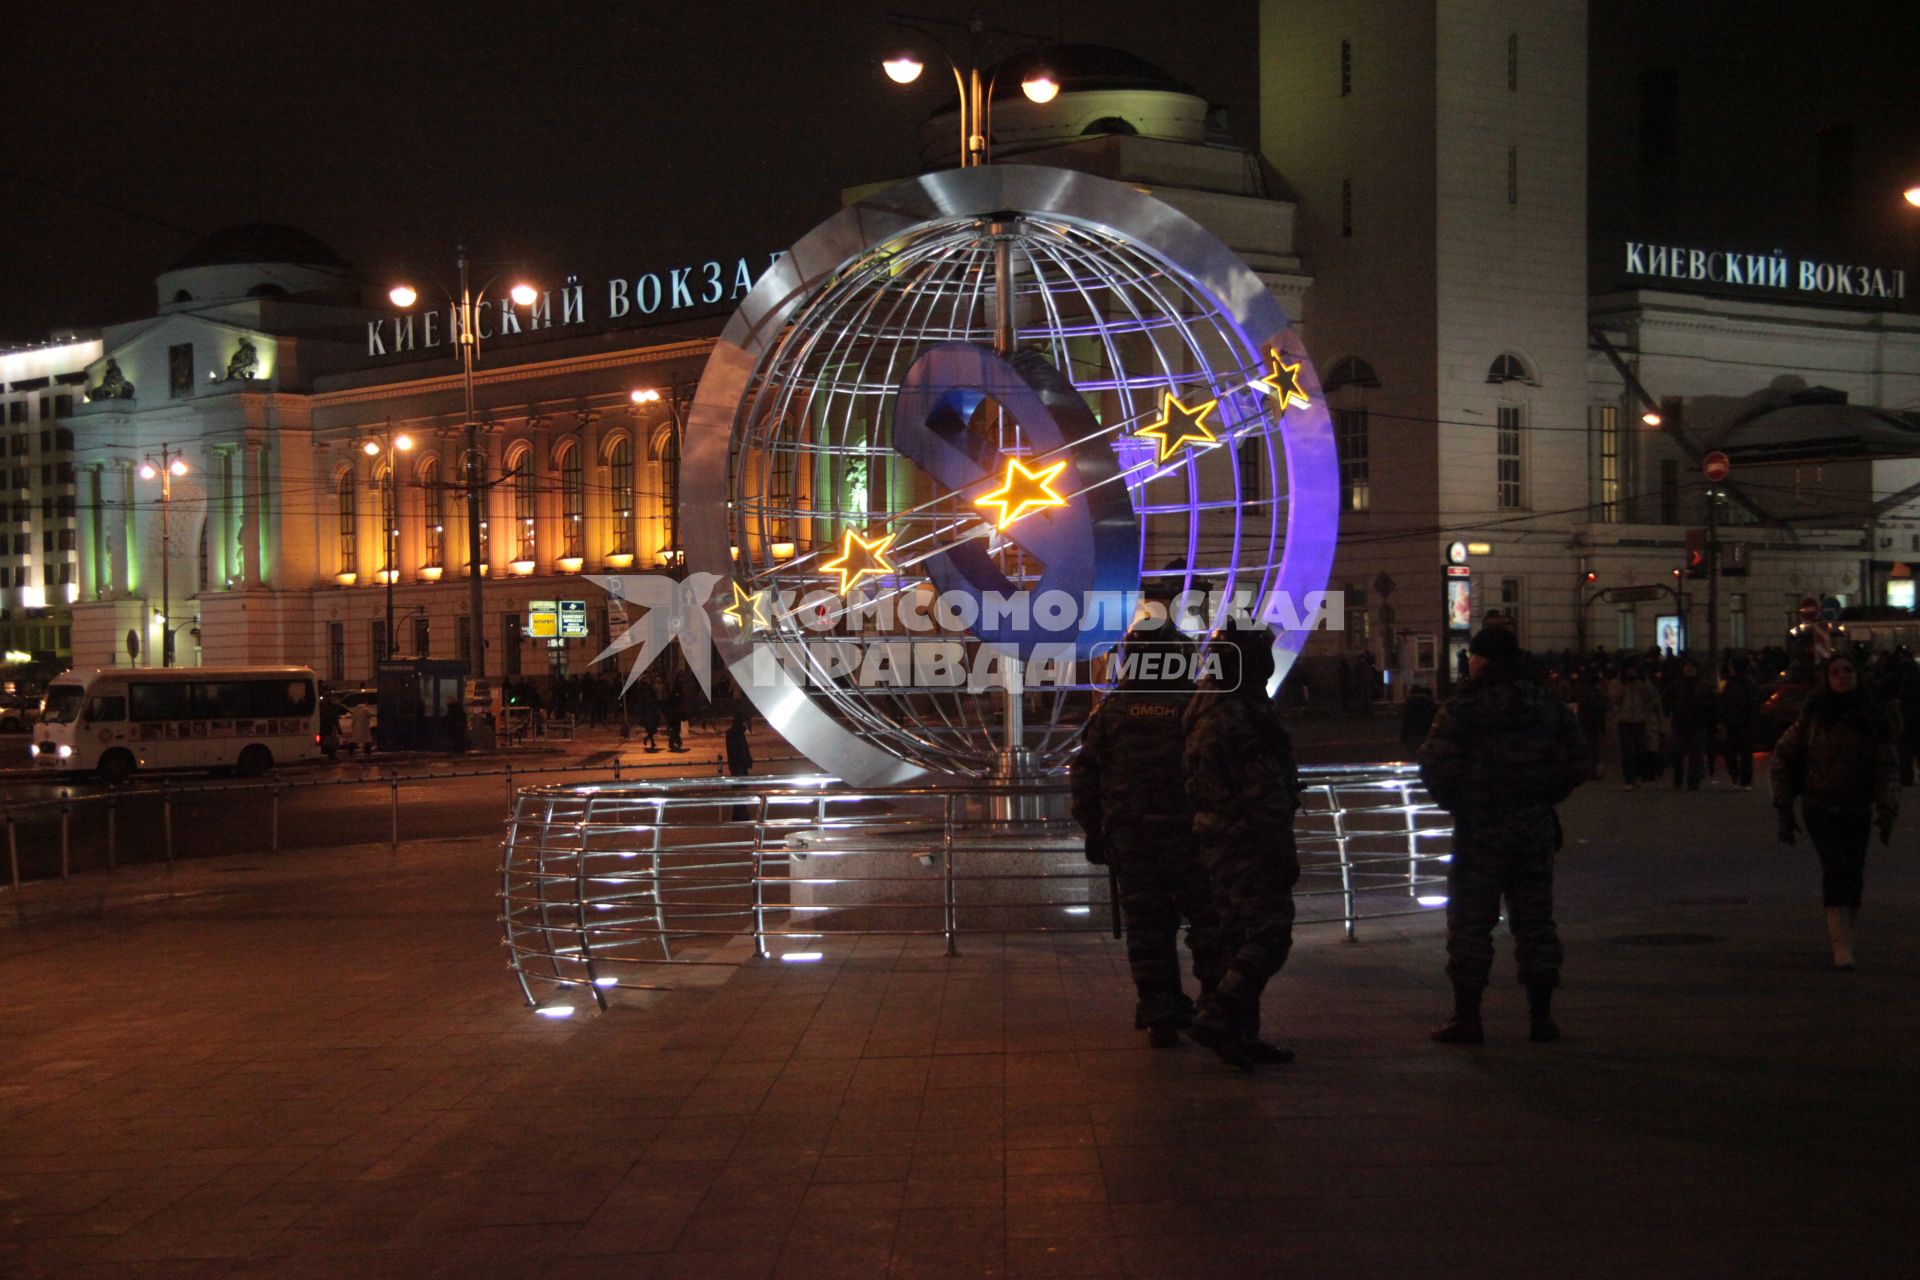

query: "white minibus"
left=31, top=666, right=324, bottom=783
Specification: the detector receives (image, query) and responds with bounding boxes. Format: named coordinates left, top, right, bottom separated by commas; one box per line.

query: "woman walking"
left=1770, top=654, right=1898, bottom=969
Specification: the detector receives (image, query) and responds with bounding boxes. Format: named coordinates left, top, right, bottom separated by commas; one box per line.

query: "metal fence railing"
left=2, top=751, right=798, bottom=892
left=500, top=764, right=1453, bottom=1011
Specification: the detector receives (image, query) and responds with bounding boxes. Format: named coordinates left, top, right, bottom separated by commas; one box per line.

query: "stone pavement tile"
left=1006, top=1233, right=1121, bottom=1277
left=901, top=1174, right=1005, bottom=1210
left=541, top=1255, right=667, bottom=1280
left=1005, top=1174, right=1107, bottom=1205
left=672, top=1207, right=800, bottom=1255
left=889, top=1207, right=1005, bottom=1278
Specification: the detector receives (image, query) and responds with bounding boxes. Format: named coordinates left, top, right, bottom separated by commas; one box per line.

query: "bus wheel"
left=97, top=749, right=135, bottom=785
left=236, top=745, right=273, bottom=778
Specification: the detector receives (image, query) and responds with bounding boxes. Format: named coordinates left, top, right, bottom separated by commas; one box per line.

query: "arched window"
left=1486, top=351, right=1535, bottom=385
left=1082, top=116, right=1138, bottom=136
left=659, top=423, right=681, bottom=559
left=608, top=437, right=634, bottom=555
left=558, top=442, right=584, bottom=558
left=172, top=289, right=193, bottom=303
left=420, top=459, right=443, bottom=567
left=336, top=471, right=356, bottom=574
left=510, top=449, right=537, bottom=560
left=1323, top=357, right=1381, bottom=393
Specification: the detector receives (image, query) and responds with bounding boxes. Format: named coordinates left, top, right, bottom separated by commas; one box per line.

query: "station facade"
left=8, top=0, right=1917, bottom=699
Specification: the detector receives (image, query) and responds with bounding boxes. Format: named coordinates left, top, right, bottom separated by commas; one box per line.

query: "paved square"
left=3, top=778, right=1916, bottom=1277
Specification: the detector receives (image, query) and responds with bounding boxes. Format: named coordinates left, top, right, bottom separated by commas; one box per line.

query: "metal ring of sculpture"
left=682, top=166, right=1338, bottom=786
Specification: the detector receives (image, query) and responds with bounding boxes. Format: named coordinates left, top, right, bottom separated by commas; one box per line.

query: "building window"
left=609, top=437, right=634, bottom=555
left=412, top=614, right=430, bottom=658
left=336, top=472, right=356, bottom=574
left=1659, top=458, right=1679, bottom=524
left=503, top=615, right=522, bottom=677
left=1496, top=406, right=1524, bottom=509
left=1500, top=578, right=1523, bottom=637
left=1507, top=32, right=1518, bottom=90
left=661, top=422, right=682, bottom=561
left=370, top=619, right=386, bottom=671
left=559, top=443, right=584, bottom=558
left=1237, top=440, right=1262, bottom=505
left=1731, top=593, right=1748, bottom=649
left=327, top=622, right=345, bottom=682
left=1591, top=404, right=1620, bottom=523
left=168, top=343, right=194, bottom=399
left=510, top=451, right=537, bottom=560
left=1340, top=39, right=1352, bottom=96
left=1486, top=352, right=1533, bottom=384
left=1334, top=408, right=1370, bottom=513
left=456, top=615, right=471, bottom=663
left=1341, top=178, right=1353, bottom=237
left=1616, top=605, right=1635, bottom=650
left=1507, top=146, right=1518, bottom=205
left=1323, top=357, right=1380, bottom=393
left=421, top=460, right=443, bottom=567
left=54, top=396, right=73, bottom=419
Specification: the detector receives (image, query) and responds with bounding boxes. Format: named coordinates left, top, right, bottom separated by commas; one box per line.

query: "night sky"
left=0, top=0, right=1259, bottom=342
left=4, top=1, right=1914, bottom=346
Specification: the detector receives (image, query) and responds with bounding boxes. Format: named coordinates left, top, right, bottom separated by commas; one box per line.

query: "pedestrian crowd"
left=1071, top=622, right=1905, bottom=1070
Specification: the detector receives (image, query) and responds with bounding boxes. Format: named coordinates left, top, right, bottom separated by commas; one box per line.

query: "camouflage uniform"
left=1070, top=687, right=1227, bottom=1028
left=1417, top=663, right=1589, bottom=993
left=1181, top=683, right=1301, bottom=1041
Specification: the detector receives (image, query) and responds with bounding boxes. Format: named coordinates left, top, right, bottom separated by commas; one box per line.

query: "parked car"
left=0, top=694, right=39, bottom=733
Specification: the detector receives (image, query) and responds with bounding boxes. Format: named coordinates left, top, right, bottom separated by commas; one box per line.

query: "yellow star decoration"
left=973, top=457, right=1071, bottom=530
left=1259, top=351, right=1312, bottom=413
left=820, top=528, right=897, bottom=594
left=721, top=579, right=771, bottom=629
left=1135, top=391, right=1220, bottom=462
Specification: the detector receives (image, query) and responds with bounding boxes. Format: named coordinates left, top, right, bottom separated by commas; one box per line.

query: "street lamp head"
left=883, top=54, right=924, bottom=85
left=630, top=388, right=662, bottom=404
left=394, top=433, right=414, bottom=452
left=139, top=463, right=157, bottom=480
left=1020, top=70, right=1060, bottom=104
left=388, top=284, right=419, bottom=308
left=363, top=440, right=381, bottom=457
left=168, top=458, right=187, bottom=476
left=1641, top=410, right=1663, bottom=427
left=509, top=283, right=538, bottom=307
left=1905, top=184, right=1920, bottom=208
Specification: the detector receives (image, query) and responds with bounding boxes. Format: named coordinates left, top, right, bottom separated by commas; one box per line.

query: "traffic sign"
left=558, top=599, right=589, bottom=638
left=1607, top=585, right=1668, bottom=604
left=1703, top=450, right=1731, bottom=482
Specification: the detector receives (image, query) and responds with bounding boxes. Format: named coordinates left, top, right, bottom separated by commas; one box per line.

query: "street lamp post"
left=389, top=252, right=536, bottom=679
left=362, top=426, right=415, bottom=659
left=881, top=12, right=1059, bottom=168
left=138, top=445, right=189, bottom=667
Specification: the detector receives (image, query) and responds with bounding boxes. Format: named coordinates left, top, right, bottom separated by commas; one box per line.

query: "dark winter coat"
left=1770, top=703, right=1899, bottom=818
left=1417, top=661, right=1590, bottom=820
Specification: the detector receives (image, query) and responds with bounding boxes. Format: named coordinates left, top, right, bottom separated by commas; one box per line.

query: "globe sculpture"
left=682, top=166, right=1338, bottom=787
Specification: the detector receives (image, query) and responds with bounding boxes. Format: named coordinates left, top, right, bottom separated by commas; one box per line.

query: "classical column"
left=239, top=442, right=264, bottom=587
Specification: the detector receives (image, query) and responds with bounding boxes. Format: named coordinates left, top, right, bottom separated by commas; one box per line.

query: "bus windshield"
left=41, top=685, right=85, bottom=725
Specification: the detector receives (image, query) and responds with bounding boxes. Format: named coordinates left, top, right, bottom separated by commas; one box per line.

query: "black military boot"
left=1526, top=984, right=1560, bottom=1043
left=1187, top=987, right=1255, bottom=1071
left=1430, top=983, right=1485, bottom=1045
left=1231, top=1007, right=1295, bottom=1065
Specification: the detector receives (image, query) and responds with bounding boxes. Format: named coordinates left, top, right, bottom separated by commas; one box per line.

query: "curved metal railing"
left=500, top=764, right=1452, bottom=1009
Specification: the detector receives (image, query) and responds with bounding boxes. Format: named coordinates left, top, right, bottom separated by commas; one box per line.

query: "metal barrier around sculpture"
left=499, top=764, right=1452, bottom=1011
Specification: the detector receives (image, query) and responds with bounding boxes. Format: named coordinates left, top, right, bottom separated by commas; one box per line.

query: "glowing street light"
left=138, top=444, right=188, bottom=666
left=364, top=427, right=416, bottom=658
left=881, top=14, right=1059, bottom=167
left=388, top=252, right=538, bottom=678
left=1904, top=185, right=1920, bottom=208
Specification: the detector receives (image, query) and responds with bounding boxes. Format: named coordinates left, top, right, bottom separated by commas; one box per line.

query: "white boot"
left=1825, top=906, right=1855, bottom=970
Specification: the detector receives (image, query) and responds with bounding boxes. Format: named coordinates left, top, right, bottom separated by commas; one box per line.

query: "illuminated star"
left=1135, top=391, right=1220, bottom=461
left=820, top=528, right=897, bottom=594
left=721, top=579, right=771, bottom=629
left=973, top=457, right=1071, bottom=530
left=1259, top=351, right=1312, bottom=413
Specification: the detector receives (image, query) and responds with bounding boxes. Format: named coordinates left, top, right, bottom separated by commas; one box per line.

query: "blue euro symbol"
left=891, top=344, right=1140, bottom=659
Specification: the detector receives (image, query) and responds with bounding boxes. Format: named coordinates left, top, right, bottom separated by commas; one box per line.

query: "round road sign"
left=1703, top=451, right=1731, bottom=483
